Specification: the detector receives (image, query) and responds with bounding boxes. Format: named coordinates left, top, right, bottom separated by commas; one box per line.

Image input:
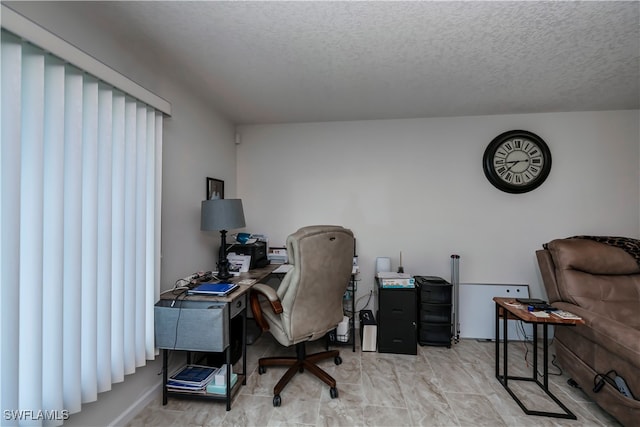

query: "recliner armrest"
left=250, top=283, right=283, bottom=332
left=553, top=301, right=640, bottom=366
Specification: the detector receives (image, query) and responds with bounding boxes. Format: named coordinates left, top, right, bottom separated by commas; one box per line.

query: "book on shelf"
left=166, top=365, right=240, bottom=395
left=166, top=384, right=209, bottom=395
left=166, top=380, right=208, bottom=393
left=169, top=365, right=216, bottom=387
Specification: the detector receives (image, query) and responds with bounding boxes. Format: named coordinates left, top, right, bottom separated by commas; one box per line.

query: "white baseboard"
left=109, top=380, right=162, bottom=427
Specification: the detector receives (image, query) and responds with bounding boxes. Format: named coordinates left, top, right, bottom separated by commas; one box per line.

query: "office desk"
left=155, top=264, right=278, bottom=410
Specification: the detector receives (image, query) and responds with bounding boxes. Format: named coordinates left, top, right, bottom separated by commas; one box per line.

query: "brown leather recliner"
left=536, top=237, right=640, bottom=426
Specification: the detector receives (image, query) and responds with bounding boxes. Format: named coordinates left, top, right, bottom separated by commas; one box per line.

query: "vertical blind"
left=1, top=29, right=163, bottom=426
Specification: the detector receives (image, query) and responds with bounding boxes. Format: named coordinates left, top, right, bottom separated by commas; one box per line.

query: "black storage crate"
left=418, top=322, right=452, bottom=345
left=414, top=276, right=452, bottom=347
left=416, top=276, right=451, bottom=304
left=419, top=303, right=451, bottom=323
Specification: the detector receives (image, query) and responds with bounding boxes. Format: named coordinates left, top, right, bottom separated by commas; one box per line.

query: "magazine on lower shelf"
left=166, top=380, right=209, bottom=394
left=169, top=365, right=216, bottom=387
left=167, top=365, right=240, bottom=395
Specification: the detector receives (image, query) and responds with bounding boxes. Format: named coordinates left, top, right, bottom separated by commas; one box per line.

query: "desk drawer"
left=155, top=300, right=229, bottom=352
left=229, top=294, right=246, bottom=319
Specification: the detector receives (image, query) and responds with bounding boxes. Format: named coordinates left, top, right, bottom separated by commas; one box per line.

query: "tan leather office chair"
left=250, top=225, right=354, bottom=407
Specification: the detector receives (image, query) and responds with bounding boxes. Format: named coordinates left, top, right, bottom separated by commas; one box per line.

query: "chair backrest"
left=276, top=225, right=354, bottom=343
left=537, top=238, right=640, bottom=326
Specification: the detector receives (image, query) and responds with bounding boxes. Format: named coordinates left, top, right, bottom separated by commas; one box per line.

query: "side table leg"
left=543, top=324, right=549, bottom=390
left=351, top=277, right=356, bottom=352
left=242, top=304, right=247, bottom=385
left=503, top=305, right=508, bottom=386
left=162, top=349, right=168, bottom=405
left=533, top=322, right=538, bottom=381
left=225, top=346, right=232, bottom=411
left=495, top=303, right=500, bottom=379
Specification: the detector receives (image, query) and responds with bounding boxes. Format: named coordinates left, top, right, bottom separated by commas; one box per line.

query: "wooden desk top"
left=493, top=297, right=585, bottom=326
left=160, top=263, right=279, bottom=303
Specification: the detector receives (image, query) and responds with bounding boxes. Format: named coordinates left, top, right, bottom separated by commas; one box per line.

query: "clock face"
left=483, top=130, right=552, bottom=193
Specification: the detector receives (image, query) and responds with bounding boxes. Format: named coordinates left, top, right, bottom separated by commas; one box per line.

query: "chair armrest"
left=250, top=283, right=283, bottom=332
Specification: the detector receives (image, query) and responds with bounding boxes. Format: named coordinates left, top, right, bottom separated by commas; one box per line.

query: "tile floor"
left=128, top=334, right=622, bottom=426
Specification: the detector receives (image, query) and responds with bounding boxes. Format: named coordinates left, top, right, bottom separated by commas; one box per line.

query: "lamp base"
left=217, top=229, right=232, bottom=280
left=217, top=260, right=233, bottom=281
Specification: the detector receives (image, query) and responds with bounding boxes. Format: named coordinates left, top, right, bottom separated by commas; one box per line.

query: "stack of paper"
left=377, top=272, right=415, bottom=288
left=227, top=253, right=251, bottom=273
left=268, top=247, right=288, bottom=264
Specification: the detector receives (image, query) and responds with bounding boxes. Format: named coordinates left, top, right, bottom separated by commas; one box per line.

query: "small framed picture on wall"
left=206, top=177, right=224, bottom=200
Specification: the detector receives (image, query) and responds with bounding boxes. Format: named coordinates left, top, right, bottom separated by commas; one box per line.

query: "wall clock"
left=482, top=130, right=552, bottom=194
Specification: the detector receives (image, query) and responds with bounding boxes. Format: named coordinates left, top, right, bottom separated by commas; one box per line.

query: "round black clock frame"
left=482, top=130, right=552, bottom=194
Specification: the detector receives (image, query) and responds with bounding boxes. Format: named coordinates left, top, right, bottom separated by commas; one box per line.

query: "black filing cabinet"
left=376, top=280, right=417, bottom=355
left=415, top=276, right=452, bottom=347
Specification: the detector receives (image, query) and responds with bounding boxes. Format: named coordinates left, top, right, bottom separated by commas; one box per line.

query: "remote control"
left=615, top=376, right=633, bottom=398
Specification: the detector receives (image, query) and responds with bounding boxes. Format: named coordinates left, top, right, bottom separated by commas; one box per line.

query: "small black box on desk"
left=359, top=310, right=377, bottom=352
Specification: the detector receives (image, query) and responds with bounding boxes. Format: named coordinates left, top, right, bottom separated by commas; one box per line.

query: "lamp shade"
left=201, top=199, right=246, bottom=231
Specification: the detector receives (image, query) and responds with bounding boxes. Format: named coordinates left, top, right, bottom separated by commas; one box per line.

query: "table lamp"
left=201, top=198, right=246, bottom=280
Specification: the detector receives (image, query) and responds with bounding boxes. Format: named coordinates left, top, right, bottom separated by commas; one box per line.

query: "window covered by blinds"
left=1, top=29, right=162, bottom=426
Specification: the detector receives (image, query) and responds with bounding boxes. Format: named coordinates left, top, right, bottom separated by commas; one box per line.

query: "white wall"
left=237, top=111, right=640, bottom=302
left=5, top=3, right=237, bottom=425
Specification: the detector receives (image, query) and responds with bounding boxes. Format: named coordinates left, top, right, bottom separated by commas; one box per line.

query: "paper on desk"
left=531, top=311, right=550, bottom=318
left=376, top=272, right=411, bottom=279
left=272, top=264, right=294, bottom=274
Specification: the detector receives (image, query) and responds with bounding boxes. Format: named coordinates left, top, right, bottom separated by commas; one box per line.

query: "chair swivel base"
left=258, top=343, right=342, bottom=406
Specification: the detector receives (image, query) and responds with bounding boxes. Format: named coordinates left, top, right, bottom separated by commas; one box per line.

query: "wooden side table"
left=493, top=297, right=585, bottom=419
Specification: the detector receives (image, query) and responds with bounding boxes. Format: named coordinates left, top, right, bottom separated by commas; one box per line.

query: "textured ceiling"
left=17, top=1, right=640, bottom=125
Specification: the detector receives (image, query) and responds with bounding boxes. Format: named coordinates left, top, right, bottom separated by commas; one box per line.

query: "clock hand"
left=505, top=161, right=520, bottom=172
left=505, top=159, right=529, bottom=171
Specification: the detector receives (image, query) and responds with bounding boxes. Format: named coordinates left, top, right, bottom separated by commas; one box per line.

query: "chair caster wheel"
left=330, top=387, right=338, bottom=399
left=334, top=356, right=342, bottom=365
left=273, top=395, right=281, bottom=407
left=258, top=366, right=266, bottom=375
